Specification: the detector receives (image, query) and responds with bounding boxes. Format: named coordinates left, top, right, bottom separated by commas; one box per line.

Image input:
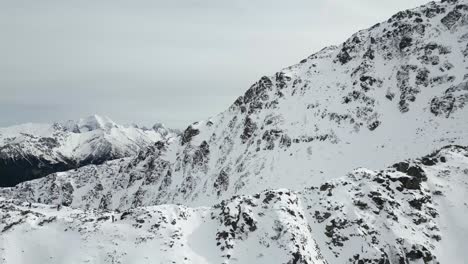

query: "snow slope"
left=5, top=0, right=468, bottom=208
left=1, top=145, right=467, bottom=264
left=0, top=115, right=178, bottom=187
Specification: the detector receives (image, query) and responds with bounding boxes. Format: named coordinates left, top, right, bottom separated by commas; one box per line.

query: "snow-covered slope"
left=1, top=145, right=467, bottom=264
left=0, top=115, right=178, bottom=187
left=7, top=0, right=467, bottom=209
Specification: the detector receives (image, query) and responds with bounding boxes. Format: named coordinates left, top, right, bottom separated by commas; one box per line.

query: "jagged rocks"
left=275, top=72, right=292, bottom=90
left=421, top=157, right=437, bottom=166
left=441, top=9, right=463, bottom=29
left=392, top=162, right=427, bottom=190
left=261, top=129, right=283, bottom=150
left=181, top=125, right=200, bottom=145
left=213, top=170, right=229, bottom=196
left=324, top=218, right=350, bottom=247
left=60, top=182, right=74, bottom=206
left=405, top=245, right=436, bottom=263
left=367, top=120, right=381, bottom=131
left=336, top=47, right=352, bottom=65
left=430, top=81, right=468, bottom=117
left=408, top=196, right=431, bottom=210
left=424, top=4, right=446, bottom=18
left=279, top=134, right=292, bottom=149
left=234, top=76, right=275, bottom=115
left=192, top=141, right=210, bottom=166
left=400, top=36, right=413, bottom=51
left=240, top=117, right=257, bottom=143
left=397, top=65, right=421, bottom=113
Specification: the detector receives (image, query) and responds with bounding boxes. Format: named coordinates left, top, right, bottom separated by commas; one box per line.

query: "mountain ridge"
left=0, top=115, right=178, bottom=187
left=1, top=144, right=467, bottom=263
left=7, top=0, right=467, bottom=209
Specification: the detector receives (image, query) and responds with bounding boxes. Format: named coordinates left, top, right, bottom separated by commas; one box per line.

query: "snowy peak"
left=151, top=122, right=182, bottom=137
left=78, top=115, right=116, bottom=132
left=60, top=114, right=117, bottom=133
left=0, top=116, right=176, bottom=187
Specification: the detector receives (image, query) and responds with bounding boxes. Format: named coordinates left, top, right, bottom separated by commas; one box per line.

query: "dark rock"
left=368, top=120, right=381, bottom=131
left=319, top=183, right=334, bottom=191
left=399, top=36, right=413, bottom=50
left=214, top=170, right=229, bottom=196
left=279, top=135, right=292, bottom=148
left=337, top=47, right=352, bottom=64
left=314, top=211, right=332, bottom=223
left=275, top=72, right=291, bottom=89
left=0, top=155, right=77, bottom=187
left=424, top=5, right=446, bottom=18
left=396, top=176, right=421, bottom=190
left=430, top=95, right=456, bottom=117
left=240, top=117, right=257, bottom=143
left=441, top=9, right=462, bottom=29
left=192, top=141, right=210, bottom=166
left=408, top=196, right=430, bottom=210
left=354, top=200, right=369, bottom=210
left=406, top=245, right=435, bottom=263
left=393, top=162, right=410, bottom=173
left=180, top=125, right=200, bottom=146
left=262, top=129, right=283, bottom=150
left=406, top=166, right=427, bottom=181
left=421, top=157, right=437, bottom=166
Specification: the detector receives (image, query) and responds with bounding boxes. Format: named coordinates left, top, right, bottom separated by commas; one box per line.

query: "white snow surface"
left=1, top=145, right=467, bottom=264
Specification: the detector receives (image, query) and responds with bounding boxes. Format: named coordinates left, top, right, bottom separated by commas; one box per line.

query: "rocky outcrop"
left=1, top=145, right=467, bottom=263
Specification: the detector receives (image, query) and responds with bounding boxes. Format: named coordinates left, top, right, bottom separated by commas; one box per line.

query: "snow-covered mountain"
left=1, top=145, right=467, bottom=264
left=0, top=115, right=178, bottom=187
left=6, top=0, right=467, bottom=209
left=1, top=1, right=468, bottom=263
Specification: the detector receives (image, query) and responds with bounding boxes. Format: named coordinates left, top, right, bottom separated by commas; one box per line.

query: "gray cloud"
left=0, top=0, right=430, bottom=128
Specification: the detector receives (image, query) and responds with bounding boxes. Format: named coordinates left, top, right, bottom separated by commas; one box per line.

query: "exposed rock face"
left=430, top=80, right=468, bottom=116
left=0, top=115, right=178, bottom=187
left=1, top=145, right=467, bottom=263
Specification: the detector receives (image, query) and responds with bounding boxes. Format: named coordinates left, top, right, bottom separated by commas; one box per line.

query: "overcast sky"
left=0, top=0, right=430, bottom=129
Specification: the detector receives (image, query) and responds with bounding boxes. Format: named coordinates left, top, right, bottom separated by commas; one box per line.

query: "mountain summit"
left=62, top=114, right=117, bottom=133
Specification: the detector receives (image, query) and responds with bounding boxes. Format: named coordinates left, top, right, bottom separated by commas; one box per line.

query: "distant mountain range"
left=0, top=115, right=179, bottom=187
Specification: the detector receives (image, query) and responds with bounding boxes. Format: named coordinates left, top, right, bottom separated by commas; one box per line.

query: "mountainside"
left=1, top=145, right=467, bottom=264
left=0, top=115, right=178, bottom=187
left=6, top=0, right=468, bottom=209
